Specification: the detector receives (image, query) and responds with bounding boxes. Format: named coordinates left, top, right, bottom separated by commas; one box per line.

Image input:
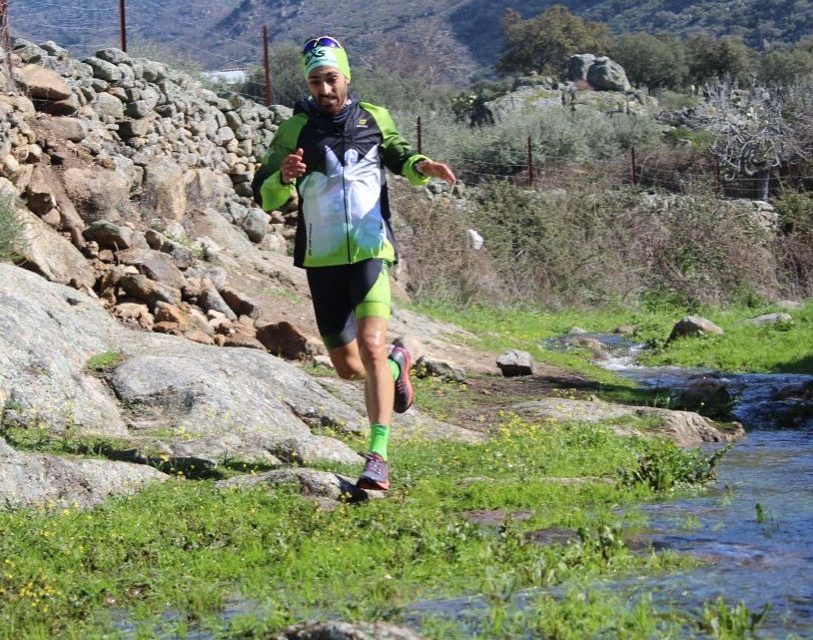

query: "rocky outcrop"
left=568, top=54, right=632, bottom=92
left=0, top=437, right=167, bottom=509
left=1, top=39, right=305, bottom=356
left=511, top=397, right=744, bottom=446
left=0, top=265, right=367, bottom=468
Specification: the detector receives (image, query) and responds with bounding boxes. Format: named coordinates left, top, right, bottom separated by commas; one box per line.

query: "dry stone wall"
left=0, top=38, right=308, bottom=354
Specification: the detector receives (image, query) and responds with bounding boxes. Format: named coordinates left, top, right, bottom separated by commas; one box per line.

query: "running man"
left=252, top=36, right=456, bottom=490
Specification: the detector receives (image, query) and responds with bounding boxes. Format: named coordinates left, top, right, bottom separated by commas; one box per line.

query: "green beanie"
left=303, top=44, right=351, bottom=81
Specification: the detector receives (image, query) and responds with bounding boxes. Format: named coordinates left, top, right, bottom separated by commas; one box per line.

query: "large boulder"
left=0, top=265, right=367, bottom=468
left=667, top=315, right=725, bottom=343
left=586, top=57, right=631, bottom=92
left=568, top=54, right=631, bottom=92
left=62, top=167, right=131, bottom=223
left=17, top=207, right=96, bottom=290
left=567, top=54, right=596, bottom=82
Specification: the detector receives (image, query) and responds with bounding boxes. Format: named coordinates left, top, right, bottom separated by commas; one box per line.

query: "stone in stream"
left=274, top=620, right=424, bottom=640
left=667, top=316, right=724, bottom=343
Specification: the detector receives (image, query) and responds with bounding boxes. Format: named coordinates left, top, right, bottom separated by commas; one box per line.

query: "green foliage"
left=402, top=174, right=778, bottom=309
left=687, top=35, right=752, bottom=85
left=609, top=33, right=689, bottom=90
left=242, top=44, right=307, bottom=108
left=423, top=106, right=662, bottom=179
left=620, top=442, right=730, bottom=492
left=773, top=192, right=813, bottom=298
left=638, top=300, right=813, bottom=374
left=0, top=194, right=25, bottom=264
left=497, top=6, right=613, bottom=76
left=758, top=41, right=813, bottom=87
left=0, top=418, right=710, bottom=637
left=774, top=191, right=813, bottom=234
left=83, top=351, right=124, bottom=376
left=698, top=597, right=771, bottom=639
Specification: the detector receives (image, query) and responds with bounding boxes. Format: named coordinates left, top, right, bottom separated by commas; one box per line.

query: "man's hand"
left=281, top=148, right=307, bottom=184
left=417, top=160, right=456, bottom=186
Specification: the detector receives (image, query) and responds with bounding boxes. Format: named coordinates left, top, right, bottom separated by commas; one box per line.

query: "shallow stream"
left=407, top=339, right=813, bottom=637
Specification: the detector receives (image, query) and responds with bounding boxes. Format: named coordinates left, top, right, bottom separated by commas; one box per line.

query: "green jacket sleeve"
left=251, top=113, right=307, bottom=212
left=360, top=102, right=431, bottom=186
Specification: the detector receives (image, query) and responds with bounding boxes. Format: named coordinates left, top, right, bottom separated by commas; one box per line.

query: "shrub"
left=397, top=179, right=781, bottom=309
left=0, top=193, right=25, bottom=263
left=774, top=191, right=813, bottom=297
left=418, top=107, right=663, bottom=185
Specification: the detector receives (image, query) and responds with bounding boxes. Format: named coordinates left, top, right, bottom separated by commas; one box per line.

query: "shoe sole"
left=393, top=347, right=414, bottom=414
left=356, top=478, right=390, bottom=491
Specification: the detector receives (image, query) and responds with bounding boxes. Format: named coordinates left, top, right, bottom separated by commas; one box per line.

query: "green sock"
left=369, top=423, right=390, bottom=460
left=388, top=358, right=400, bottom=381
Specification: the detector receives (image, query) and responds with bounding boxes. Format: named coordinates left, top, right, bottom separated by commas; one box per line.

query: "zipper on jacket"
left=341, top=122, right=351, bottom=263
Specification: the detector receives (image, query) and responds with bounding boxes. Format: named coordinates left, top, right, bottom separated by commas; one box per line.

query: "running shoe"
left=390, top=345, right=414, bottom=413
left=356, top=452, right=390, bottom=490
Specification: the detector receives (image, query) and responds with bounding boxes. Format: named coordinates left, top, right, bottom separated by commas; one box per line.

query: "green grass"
left=0, top=418, right=727, bottom=639
left=83, top=351, right=124, bottom=376
left=412, top=299, right=813, bottom=375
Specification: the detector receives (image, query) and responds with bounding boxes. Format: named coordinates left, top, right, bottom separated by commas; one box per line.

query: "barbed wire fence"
left=10, top=2, right=813, bottom=197
left=9, top=0, right=273, bottom=101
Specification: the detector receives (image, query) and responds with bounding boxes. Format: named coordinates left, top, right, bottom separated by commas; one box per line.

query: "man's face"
left=307, top=66, right=349, bottom=115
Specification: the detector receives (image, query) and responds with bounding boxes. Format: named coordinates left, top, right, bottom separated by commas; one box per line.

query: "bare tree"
left=686, top=81, right=812, bottom=200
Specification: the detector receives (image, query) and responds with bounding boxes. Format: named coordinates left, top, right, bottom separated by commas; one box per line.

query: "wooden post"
left=416, top=116, right=422, bottom=155
left=119, top=0, right=127, bottom=52
left=527, top=136, right=534, bottom=187
left=263, top=25, right=272, bottom=107
left=630, top=146, right=637, bottom=185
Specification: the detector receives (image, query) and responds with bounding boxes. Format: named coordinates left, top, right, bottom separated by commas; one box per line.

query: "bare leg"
left=328, top=340, right=365, bottom=380
left=356, top=316, right=393, bottom=427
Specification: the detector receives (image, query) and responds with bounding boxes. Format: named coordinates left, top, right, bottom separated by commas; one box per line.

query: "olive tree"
left=687, top=82, right=812, bottom=199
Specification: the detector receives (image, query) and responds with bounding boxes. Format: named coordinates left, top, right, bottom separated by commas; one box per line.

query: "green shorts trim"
left=306, top=259, right=392, bottom=349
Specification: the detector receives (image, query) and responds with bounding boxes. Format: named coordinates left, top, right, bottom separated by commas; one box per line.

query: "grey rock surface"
left=219, top=468, right=367, bottom=504
left=0, top=437, right=167, bottom=509
left=512, top=397, right=743, bottom=446
left=667, top=315, right=725, bottom=342
left=497, top=349, right=535, bottom=377
left=0, top=265, right=367, bottom=467
left=273, top=621, right=424, bottom=640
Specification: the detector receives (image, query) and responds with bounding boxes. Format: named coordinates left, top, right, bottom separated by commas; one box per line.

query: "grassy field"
left=1, top=299, right=801, bottom=638
left=413, top=299, right=813, bottom=375
left=0, top=416, right=739, bottom=639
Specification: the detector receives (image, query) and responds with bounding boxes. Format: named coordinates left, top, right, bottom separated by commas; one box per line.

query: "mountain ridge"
left=12, top=0, right=813, bottom=77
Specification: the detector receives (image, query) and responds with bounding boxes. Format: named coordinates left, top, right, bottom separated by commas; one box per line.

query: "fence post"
left=416, top=116, right=422, bottom=155
left=630, top=146, right=637, bottom=185
left=262, top=26, right=272, bottom=107
left=527, top=136, right=534, bottom=187
left=119, top=0, right=127, bottom=52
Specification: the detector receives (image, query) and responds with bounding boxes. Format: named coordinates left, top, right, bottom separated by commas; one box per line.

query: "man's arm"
left=251, top=114, right=308, bottom=211
left=361, top=103, right=455, bottom=186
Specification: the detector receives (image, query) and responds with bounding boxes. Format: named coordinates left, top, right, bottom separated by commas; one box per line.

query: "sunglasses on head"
left=302, top=36, right=343, bottom=53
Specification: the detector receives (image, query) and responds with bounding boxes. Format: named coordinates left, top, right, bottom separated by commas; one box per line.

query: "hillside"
left=12, top=0, right=813, bottom=77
